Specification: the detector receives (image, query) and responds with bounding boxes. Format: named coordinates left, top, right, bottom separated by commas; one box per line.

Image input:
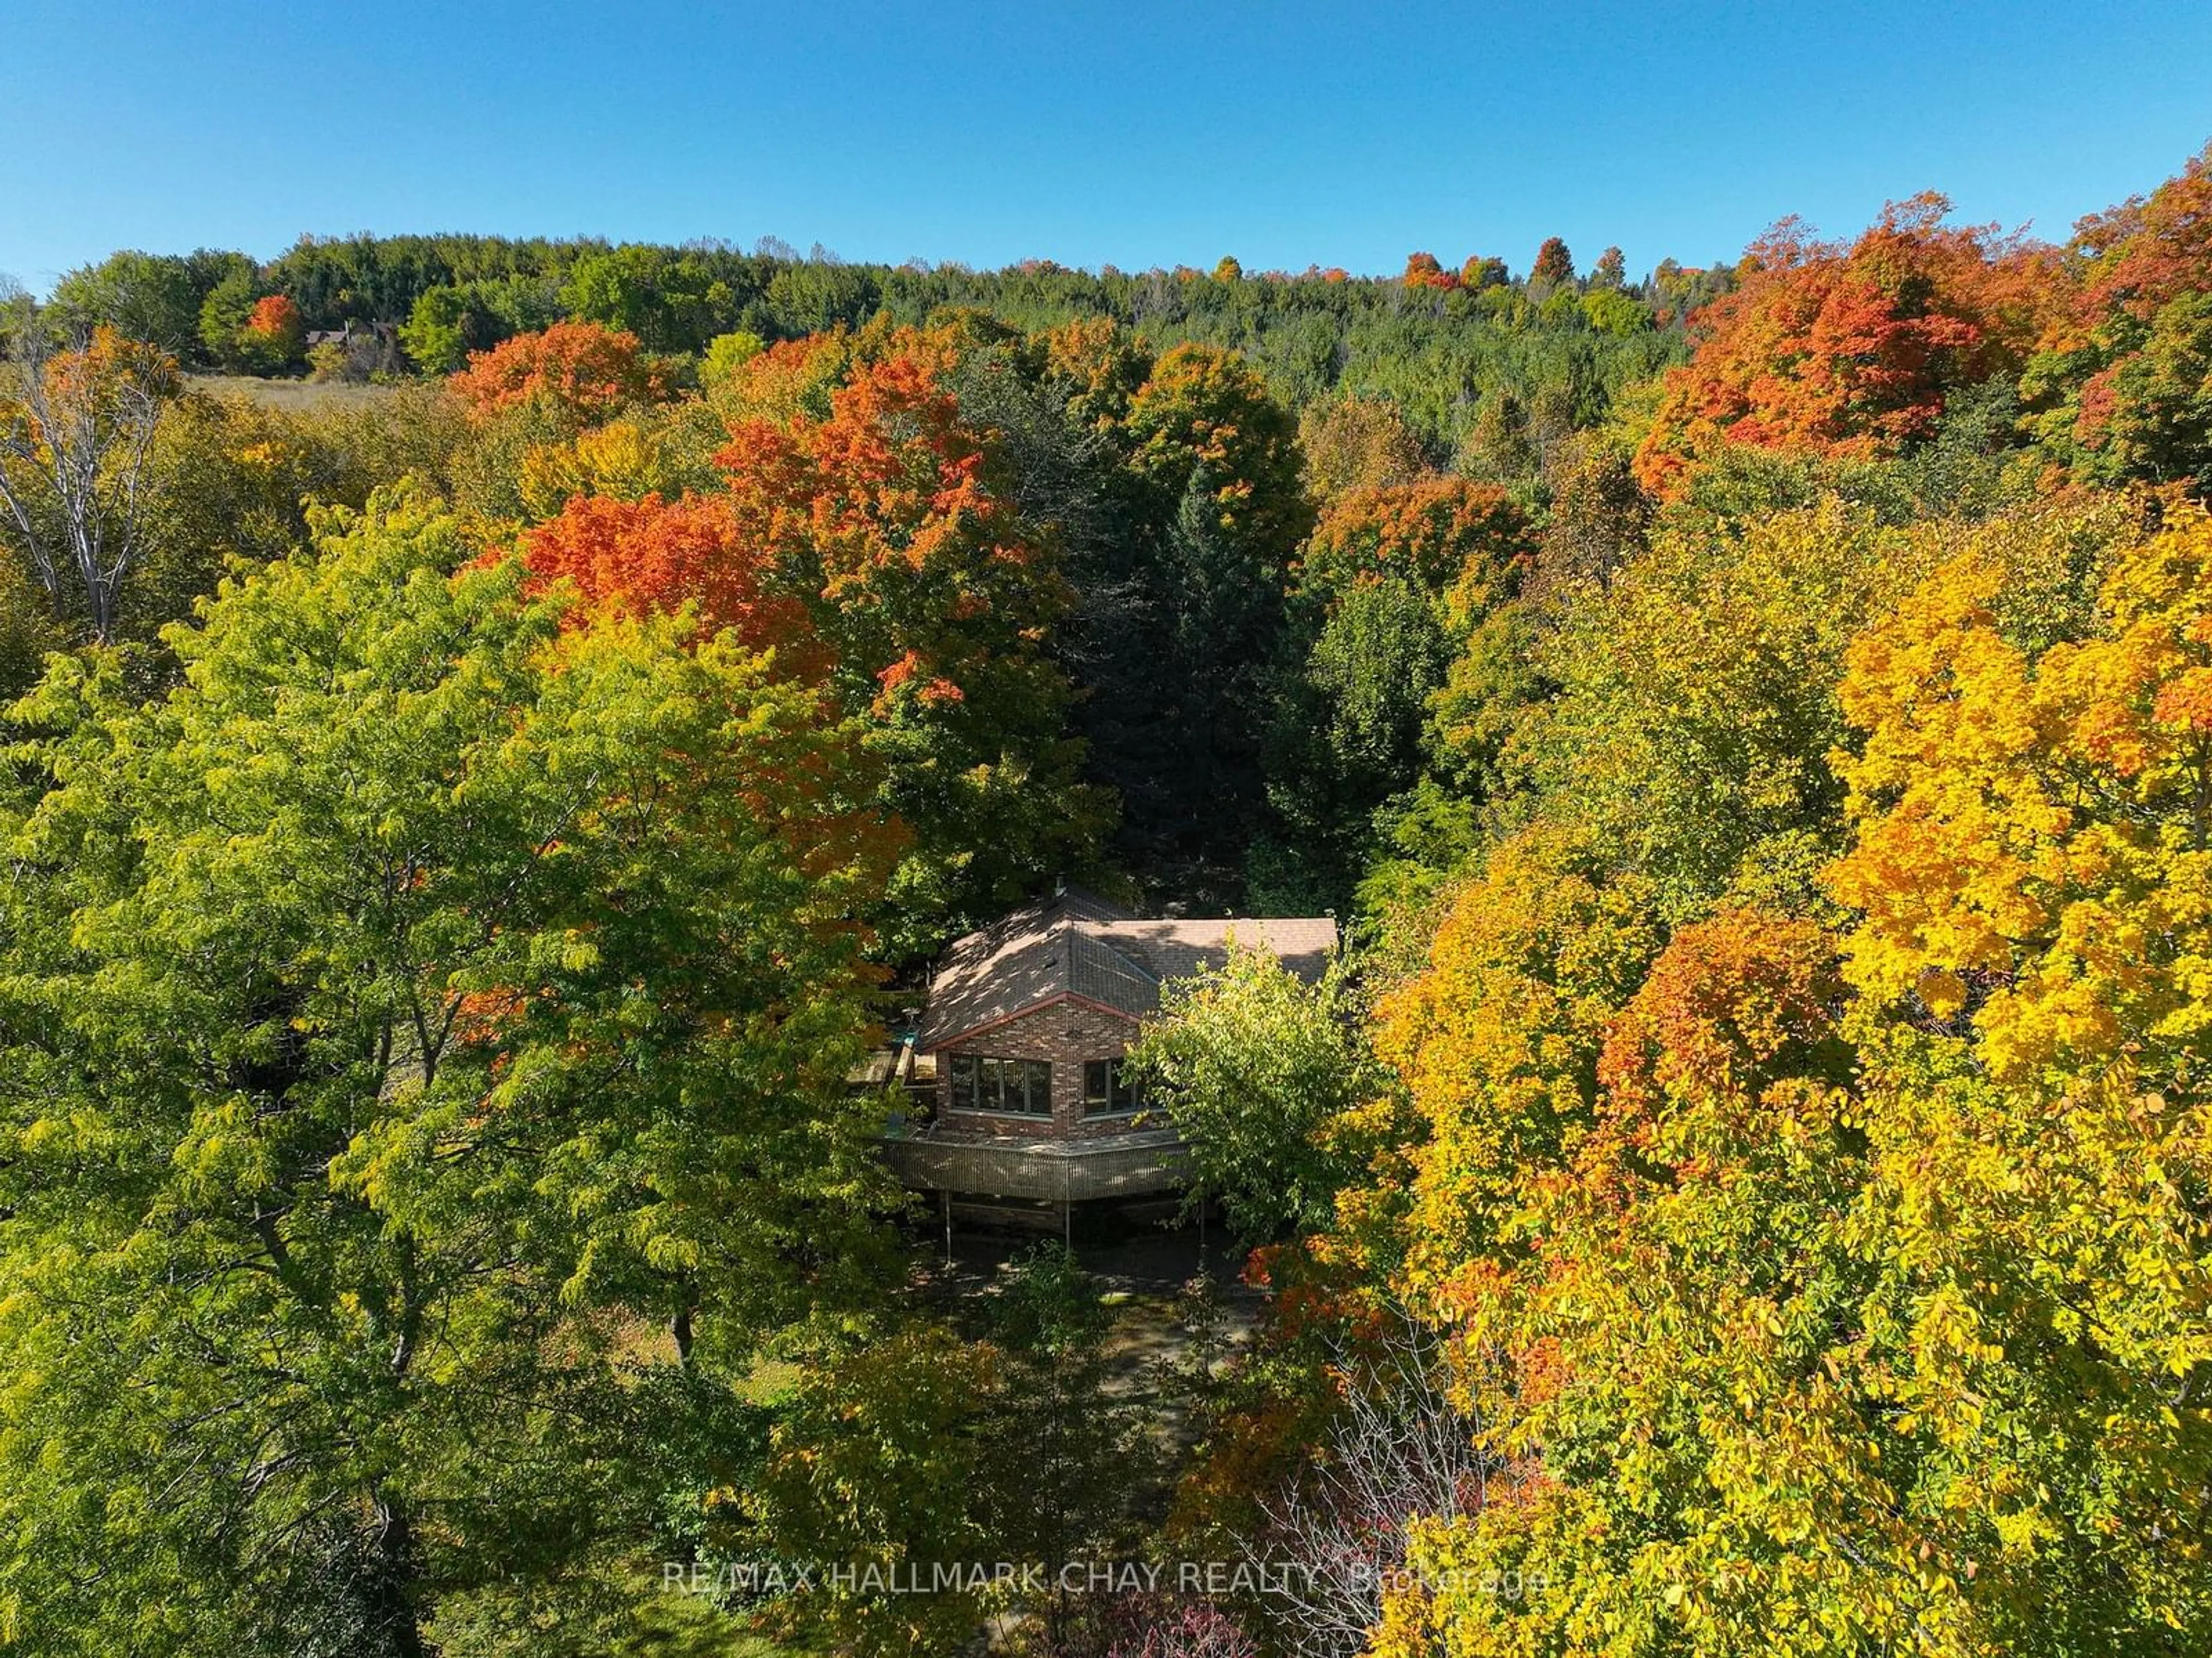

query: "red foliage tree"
left=1297, top=477, right=1535, bottom=610
left=243, top=294, right=304, bottom=349
left=715, top=343, right=1069, bottom=719
left=1634, top=195, right=2066, bottom=497
left=1530, top=236, right=1575, bottom=288
left=523, top=334, right=1062, bottom=710
left=449, top=320, right=670, bottom=423
left=1402, top=252, right=1459, bottom=292
left=517, top=329, right=1096, bottom=949
left=516, top=492, right=822, bottom=670
left=2074, top=141, right=2212, bottom=323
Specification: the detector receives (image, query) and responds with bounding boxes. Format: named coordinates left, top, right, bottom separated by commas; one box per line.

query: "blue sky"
left=4, top=1, right=2210, bottom=294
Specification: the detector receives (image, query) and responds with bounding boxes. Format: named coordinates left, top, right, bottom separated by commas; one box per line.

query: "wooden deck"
left=879, top=1123, right=1188, bottom=1202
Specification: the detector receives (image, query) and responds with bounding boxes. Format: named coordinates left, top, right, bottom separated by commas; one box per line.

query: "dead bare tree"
left=0, top=300, right=178, bottom=643
left=1245, top=1321, right=1493, bottom=1658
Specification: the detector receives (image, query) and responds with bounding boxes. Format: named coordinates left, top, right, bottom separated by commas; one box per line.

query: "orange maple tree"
left=1296, top=476, right=1534, bottom=611
left=522, top=330, right=1063, bottom=710
left=449, top=320, right=671, bottom=422
left=1634, top=195, right=2066, bottom=497
left=712, top=339, right=1069, bottom=718
left=516, top=491, right=823, bottom=671
left=516, top=327, right=1096, bottom=950
left=243, top=294, right=304, bottom=346
left=1402, top=252, right=1459, bottom=292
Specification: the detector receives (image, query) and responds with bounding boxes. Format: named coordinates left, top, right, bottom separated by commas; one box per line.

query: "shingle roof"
left=915, top=889, right=1337, bottom=1049
left=1091, top=917, right=1340, bottom=988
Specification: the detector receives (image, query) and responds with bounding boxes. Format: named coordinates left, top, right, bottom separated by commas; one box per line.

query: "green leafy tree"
left=1456, top=388, right=1536, bottom=486
left=1460, top=255, right=1510, bottom=290
left=1510, top=499, right=1945, bottom=919
left=1126, top=944, right=1382, bottom=1246
left=49, top=251, right=204, bottom=356
left=760, top=260, right=880, bottom=339
left=748, top=1326, right=1007, bottom=1658
left=1258, top=574, right=1452, bottom=909
left=397, top=283, right=481, bottom=373
left=744, top=1248, right=1145, bottom=1656
left=196, top=264, right=264, bottom=368
left=1262, top=478, right=1534, bottom=909
left=1581, top=284, right=1651, bottom=337
left=1107, top=346, right=1312, bottom=896
left=2075, top=290, right=2212, bottom=497
left=0, top=490, right=903, bottom=1656
left=699, top=328, right=766, bottom=393
left=0, top=542, right=69, bottom=697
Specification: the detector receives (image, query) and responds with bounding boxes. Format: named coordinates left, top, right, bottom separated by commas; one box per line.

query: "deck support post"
left=941, top=1188, right=952, bottom=1266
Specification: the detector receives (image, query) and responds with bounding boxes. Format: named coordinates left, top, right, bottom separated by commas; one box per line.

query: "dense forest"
left=3, top=138, right=2212, bottom=1657
left=35, top=228, right=1710, bottom=460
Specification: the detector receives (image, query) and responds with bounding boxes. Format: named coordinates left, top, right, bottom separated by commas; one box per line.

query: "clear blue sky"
left=5, top=0, right=2210, bottom=295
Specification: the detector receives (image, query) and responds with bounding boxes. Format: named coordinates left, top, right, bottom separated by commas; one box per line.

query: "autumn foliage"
left=713, top=339, right=1065, bottom=720
left=517, top=491, right=817, bottom=668
left=1371, top=826, right=1662, bottom=1297
left=2024, top=144, right=2212, bottom=498
left=1355, top=506, right=2212, bottom=1655
left=449, top=320, right=670, bottom=422
left=1296, top=395, right=1433, bottom=499
left=521, top=324, right=1054, bottom=699
left=1529, top=236, right=1574, bottom=289
left=1402, top=252, right=1457, bottom=292
left=516, top=326, right=1100, bottom=949
left=1297, top=476, right=1533, bottom=609
left=37, top=133, right=2212, bottom=1658
left=2074, top=141, right=2212, bottom=321
left=241, top=293, right=303, bottom=349
left=1634, top=194, right=2065, bottom=496
left=1827, top=504, right=2212, bottom=1082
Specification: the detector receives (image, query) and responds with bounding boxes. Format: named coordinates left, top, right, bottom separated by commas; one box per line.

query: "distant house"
left=880, top=887, right=1335, bottom=1231
left=303, top=321, right=402, bottom=349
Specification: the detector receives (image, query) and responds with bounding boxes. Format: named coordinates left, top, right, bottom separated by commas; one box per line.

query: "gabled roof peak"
left=915, top=890, right=1336, bottom=1050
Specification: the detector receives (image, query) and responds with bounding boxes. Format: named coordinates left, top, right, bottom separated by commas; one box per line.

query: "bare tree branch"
left=0, top=304, right=178, bottom=642
left=1244, top=1320, right=1492, bottom=1658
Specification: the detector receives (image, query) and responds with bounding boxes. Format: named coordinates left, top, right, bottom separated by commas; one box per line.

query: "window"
left=1082, top=1057, right=1145, bottom=1117
left=948, top=1054, right=1052, bottom=1116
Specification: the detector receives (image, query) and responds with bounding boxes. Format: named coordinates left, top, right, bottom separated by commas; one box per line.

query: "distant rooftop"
left=915, top=887, right=1336, bottom=1049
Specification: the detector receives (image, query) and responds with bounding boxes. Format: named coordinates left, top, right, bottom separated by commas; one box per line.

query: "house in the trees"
left=880, top=887, right=1336, bottom=1232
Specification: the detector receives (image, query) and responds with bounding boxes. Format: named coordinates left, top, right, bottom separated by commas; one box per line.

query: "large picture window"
left=947, top=1054, right=1052, bottom=1116
left=1082, top=1057, right=1145, bottom=1117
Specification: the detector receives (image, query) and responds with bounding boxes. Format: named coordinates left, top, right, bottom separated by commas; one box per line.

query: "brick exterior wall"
left=932, top=998, right=1146, bottom=1140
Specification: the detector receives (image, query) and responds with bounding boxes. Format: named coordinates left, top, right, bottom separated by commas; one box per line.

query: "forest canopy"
left=5, top=141, right=2212, bottom=1658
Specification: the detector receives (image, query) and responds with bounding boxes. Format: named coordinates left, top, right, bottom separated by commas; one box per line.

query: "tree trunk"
left=365, top=1489, right=430, bottom=1658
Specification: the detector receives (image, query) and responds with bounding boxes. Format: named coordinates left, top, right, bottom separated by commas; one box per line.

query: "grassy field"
left=187, top=373, right=402, bottom=411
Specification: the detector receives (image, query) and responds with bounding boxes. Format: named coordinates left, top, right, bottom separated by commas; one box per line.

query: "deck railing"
left=878, top=1123, right=1187, bottom=1201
